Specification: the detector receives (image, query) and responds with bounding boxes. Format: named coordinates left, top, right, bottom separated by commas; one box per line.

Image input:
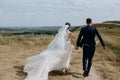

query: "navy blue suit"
left=76, top=25, right=105, bottom=74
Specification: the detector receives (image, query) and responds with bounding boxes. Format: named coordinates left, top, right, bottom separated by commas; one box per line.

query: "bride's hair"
left=65, top=22, right=71, bottom=29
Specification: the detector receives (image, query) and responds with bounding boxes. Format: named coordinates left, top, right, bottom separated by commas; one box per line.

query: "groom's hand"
left=75, top=46, right=79, bottom=50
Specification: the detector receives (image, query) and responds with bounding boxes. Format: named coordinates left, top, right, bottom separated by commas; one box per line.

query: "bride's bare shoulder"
left=67, top=30, right=72, bottom=34
left=67, top=30, right=74, bottom=38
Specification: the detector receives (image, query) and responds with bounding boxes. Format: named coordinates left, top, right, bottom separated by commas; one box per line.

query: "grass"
left=99, top=28, right=120, bottom=58
left=0, top=35, right=54, bottom=46
left=0, top=23, right=120, bottom=80
left=74, top=24, right=120, bottom=80
left=94, top=26, right=120, bottom=80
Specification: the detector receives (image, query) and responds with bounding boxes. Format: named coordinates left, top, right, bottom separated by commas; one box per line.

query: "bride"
left=23, top=22, right=75, bottom=80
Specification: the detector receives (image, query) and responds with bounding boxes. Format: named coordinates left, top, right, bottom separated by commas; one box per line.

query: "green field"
left=0, top=26, right=80, bottom=36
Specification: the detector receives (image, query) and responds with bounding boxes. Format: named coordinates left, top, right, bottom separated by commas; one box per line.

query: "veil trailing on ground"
left=24, top=25, right=72, bottom=80
left=48, top=25, right=69, bottom=50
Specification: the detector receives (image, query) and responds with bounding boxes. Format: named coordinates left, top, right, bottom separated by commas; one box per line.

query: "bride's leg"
left=65, top=67, right=70, bottom=73
left=61, top=68, right=66, bottom=73
left=61, top=67, right=70, bottom=73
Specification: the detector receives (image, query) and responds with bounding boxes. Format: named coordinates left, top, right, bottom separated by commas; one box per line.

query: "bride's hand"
left=72, top=45, right=75, bottom=49
left=75, top=46, right=79, bottom=50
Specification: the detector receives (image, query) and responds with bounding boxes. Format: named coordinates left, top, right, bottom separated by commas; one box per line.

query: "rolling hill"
left=0, top=22, right=120, bottom=80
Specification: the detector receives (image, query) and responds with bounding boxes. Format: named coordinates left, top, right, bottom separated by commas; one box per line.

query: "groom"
left=75, top=18, right=106, bottom=77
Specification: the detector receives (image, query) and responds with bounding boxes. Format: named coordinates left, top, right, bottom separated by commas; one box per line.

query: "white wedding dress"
left=23, top=25, right=73, bottom=80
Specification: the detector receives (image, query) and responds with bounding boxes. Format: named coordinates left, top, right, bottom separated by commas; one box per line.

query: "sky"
left=0, top=0, right=120, bottom=26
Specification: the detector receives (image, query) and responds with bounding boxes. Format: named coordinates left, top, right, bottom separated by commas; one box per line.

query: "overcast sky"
left=0, top=0, right=120, bottom=26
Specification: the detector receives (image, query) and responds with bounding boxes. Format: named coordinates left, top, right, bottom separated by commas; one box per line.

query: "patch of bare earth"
left=0, top=43, right=104, bottom=80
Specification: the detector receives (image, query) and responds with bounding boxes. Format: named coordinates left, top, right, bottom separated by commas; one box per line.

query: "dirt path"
left=71, top=50, right=103, bottom=80
left=48, top=49, right=103, bottom=80
left=0, top=45, right=103, bottom=80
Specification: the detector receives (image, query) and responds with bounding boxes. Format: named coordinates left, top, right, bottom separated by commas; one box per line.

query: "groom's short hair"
left=86, top=18, right=92, bottom=24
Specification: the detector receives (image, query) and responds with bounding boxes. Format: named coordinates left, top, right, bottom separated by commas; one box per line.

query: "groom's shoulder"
left=81, top=26, right=86, bottom=29
left=92, top=26, right=97, bottom=30
left=81, top=26, right=88, bottom=30
left=84, top=26, right=97, bottom=31
left=80, top=27, right=85, bottom=32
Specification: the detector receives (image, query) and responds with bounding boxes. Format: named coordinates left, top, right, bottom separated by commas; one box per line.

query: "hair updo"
left=65, top=22, right=71, bottom=29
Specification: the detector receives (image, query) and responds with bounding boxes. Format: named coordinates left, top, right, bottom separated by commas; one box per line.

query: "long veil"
left=47, top=25, right=69, bottom=50
left=24, top=25, right=71, bottom=80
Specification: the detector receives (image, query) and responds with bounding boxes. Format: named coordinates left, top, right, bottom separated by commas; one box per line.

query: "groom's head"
left=86, top=18, right=92, bottom=25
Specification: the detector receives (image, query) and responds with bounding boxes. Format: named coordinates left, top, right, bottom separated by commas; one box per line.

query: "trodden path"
left=48, top=49, right=103, bottom=80
left=0, top=45, right=103, bottom=80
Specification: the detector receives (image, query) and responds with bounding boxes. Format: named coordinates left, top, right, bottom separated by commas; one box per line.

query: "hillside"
left=103, top=21, right=120, bottom=24
left=92, top=23, right=120, bottom=80
left=0, top=23, right=120, bottom=80
left=0, top=26, right=78, bottom=36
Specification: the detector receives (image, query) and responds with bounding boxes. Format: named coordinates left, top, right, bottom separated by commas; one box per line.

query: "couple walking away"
left=23, top=18, right=106, bottom=80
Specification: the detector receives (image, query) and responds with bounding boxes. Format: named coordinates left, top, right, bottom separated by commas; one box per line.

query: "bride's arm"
left=68, top=32, right=75, bottom=46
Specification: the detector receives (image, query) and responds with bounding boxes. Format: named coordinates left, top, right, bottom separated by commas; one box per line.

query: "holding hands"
left=75, top=46, right=79, bottom=50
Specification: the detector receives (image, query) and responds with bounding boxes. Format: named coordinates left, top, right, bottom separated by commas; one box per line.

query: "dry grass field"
left=0, top=24, right=120, bottom=80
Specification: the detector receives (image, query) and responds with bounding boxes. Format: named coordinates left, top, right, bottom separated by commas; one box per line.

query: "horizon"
left=0, top=20, right=120, bottom=28
left=1, top=20, right=120, bottom=27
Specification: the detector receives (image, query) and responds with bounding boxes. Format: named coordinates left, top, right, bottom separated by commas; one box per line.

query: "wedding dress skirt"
left=24, top=41, right=73, bottom=80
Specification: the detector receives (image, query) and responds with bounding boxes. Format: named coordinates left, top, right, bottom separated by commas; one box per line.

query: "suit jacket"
left=76, top=25, right=105, bottom=47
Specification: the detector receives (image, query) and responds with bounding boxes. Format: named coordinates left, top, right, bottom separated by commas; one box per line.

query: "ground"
left=0, top=43, right=118, bottom=80
left=0, top=26, right=120, bottom=80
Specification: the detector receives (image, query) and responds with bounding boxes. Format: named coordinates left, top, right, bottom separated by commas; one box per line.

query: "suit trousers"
left=82, top=44, right=96, bottom=74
